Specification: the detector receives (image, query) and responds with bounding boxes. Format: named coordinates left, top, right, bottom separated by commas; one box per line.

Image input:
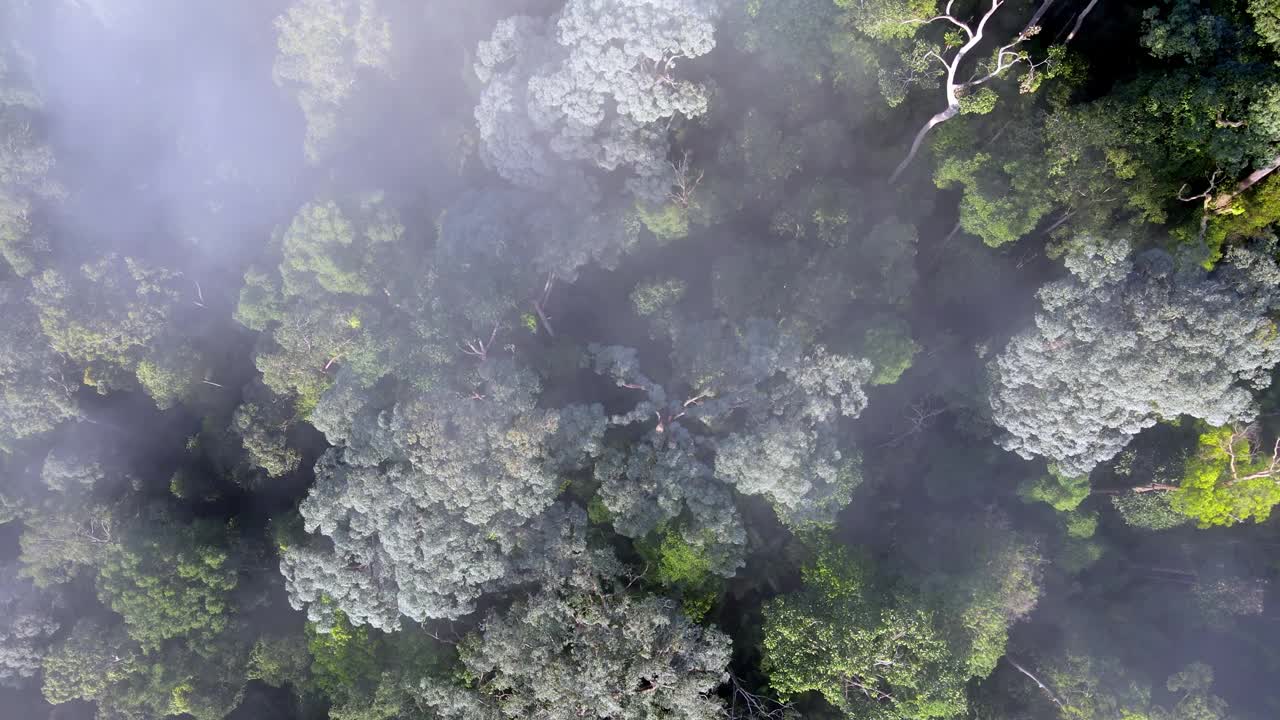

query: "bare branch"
left=1005, top=656, right=1065, bottom=711
left=1065, top=0, right=1099, bottom=43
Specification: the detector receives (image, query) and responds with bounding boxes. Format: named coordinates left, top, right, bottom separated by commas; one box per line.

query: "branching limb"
left=725, top=674, right=792, bottom=720
left=460, top=322, right=503, bottom=359
left=890, top=0, right=1064, bottom=182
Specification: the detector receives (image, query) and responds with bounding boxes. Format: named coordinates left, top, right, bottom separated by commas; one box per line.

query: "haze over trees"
left=2, top=1, right=1280, bottom=720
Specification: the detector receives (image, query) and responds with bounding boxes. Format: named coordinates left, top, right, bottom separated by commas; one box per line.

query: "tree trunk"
left=1005, top=657, right=1065, bottom=711
left=1065, top=0, right=1098, bottom=43
left=1212, top=154, right=1280, bottom=211
left=890, top=106, right=959, bottom=183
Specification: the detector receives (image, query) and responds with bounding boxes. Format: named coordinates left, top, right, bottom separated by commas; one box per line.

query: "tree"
left=0, top=281, right=77, bottom=450
left=593, top=429, right=747, bottom=578
left=235, top=194, right=404, bottom=414
left=473, top=0, right=720, bottom=202
left=274, top=0, right=392, bottom=162
left=1011, top=651, right=1231, bottom=720
left=0, top=111, right=62, bottom=276
left=281, top=360, right=607, bottom=628
left=1168, top=424, right=1280, bottom=527
left=95, top=507, right=239, bottom=652
left=32, top=254, right=197, bottom=405
left=716, top=420, right=862, bottom=527
left=875, top=0, right=1076, bottom=181
left=0, top=564, right=60, bottom=687
left=420, top=559, right=731, bottom=720
left=594, top=310, right=875, bottom=528
left=19, top=500, right=114, bottom=587
left=762, top=539, right=969, bottom=719
left=231, top=383, right=302, bottom=479
left=990, top=245, right=1280, bottom=477
left=1111, top=490, right=1189, bottom=531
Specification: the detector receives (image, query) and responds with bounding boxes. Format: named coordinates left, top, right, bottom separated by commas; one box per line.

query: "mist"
left=2, top=1, right=1280, bottom=719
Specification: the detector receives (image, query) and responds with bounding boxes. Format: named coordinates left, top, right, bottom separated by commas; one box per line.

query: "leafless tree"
left=669, top=150, right=704, bottom=208
left=724, top=674, right=792, bottom=720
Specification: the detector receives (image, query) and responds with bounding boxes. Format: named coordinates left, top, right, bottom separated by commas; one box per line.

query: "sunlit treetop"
left=1170, top=424, right=1280, bottom=527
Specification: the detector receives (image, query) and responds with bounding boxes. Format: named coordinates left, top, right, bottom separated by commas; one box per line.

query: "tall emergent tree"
left=474, top=0, right=720, bottom=202
left=990, top=243, right=1280, bottom=477
left=417, top=550, right=731, bottom=720
left=281, top=357, right=607, bottom=629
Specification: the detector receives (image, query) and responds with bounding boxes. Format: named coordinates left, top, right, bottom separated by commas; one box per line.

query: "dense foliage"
left=3, top=1, right=1280, bottom=720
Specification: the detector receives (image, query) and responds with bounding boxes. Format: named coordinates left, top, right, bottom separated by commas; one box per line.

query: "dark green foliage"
left=306, top=610, right=381, bottom=706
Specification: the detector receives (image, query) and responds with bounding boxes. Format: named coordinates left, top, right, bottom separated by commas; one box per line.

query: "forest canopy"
left=2, top=1, right=1280, bottom=720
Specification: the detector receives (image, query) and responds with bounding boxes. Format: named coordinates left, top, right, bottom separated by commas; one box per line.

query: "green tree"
left=95, top=507, right=239, bottom=652
left=1019, top=466, right=1091, bottom=512
left=32, top=254, right=199, bottom=406
left=1169, top=425, right=1280, bottom=527
left=274, top=0, right=392, bottom=162
left=231, top=383, right=302, bottom=478
left=235, top=194, right=404, bottom=415
left=0, top=282, right=78, bottom=449
left=42, top=620, right=140, bottom=707
left=762, top=540, right=968, bottom=719
left=863, top=319, right=921, bottom=385
left=307, top=608, right=381, bottom=706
